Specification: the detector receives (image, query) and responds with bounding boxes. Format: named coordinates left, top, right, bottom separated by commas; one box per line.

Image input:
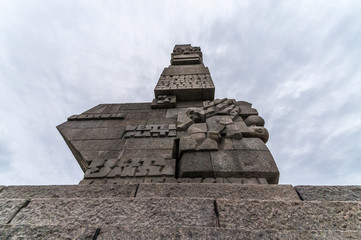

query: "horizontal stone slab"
left=122, top=138, right=175, bottom=150
left=161, top=65, right=210, bottom=75
left=217, top=199, right=361, bottom=230
left=0, top=225, right=96, bottom=240
left=0, top=199, right=28, bottom=224
left=137, top=184, right=300, bottom=201
left=211, top=150, right=279, bottom=184
left=60, top=127, right=125, bottom=140
left=295, top=186, right=361, bottom=201
left=0, top=185, right=137, bottom=199
left=11, top=198, right=216, bottom=228
left=70, top=139, right=126, bottom=151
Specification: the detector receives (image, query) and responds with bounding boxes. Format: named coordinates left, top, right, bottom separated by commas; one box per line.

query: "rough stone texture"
left=295, top=186, right=361, bottom=201
left=122, top=138, right=175, bottom=150
left=0, top=199, right=28, bottom=224
left=0, top=225, right=96, bottom=240
left=137, top=184, right=300, bottom=200
left=217, top=199, right=361, bottom=230
left=0, top=185, right=137, bottom=199
left=232, top=138, right=269, bottom=151
left=211, top=150, right=279, bottom=184
left=179, top=152, right=214, bottom=178
left=12, top=198, right=216, bottom=228
left=0, top=186, right=4, bottom=193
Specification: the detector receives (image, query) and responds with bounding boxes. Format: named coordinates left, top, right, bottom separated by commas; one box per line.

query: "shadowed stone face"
left=57, top=44, right=279, bottom=184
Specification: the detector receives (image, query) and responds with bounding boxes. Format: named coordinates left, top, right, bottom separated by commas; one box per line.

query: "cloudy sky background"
left=1, top=0, right=360, bottom=185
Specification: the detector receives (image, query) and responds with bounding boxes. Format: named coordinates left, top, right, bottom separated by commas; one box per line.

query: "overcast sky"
left=1, top=0, right=360, bottom=186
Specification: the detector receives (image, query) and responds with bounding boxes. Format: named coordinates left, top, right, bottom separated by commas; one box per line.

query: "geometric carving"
left=84, top=158, right=175, bottom=178
left=151, top=95, right=176, bottom=109
left=123, top=124, right=177, bottom=138
left=68, top=113, right=126, bottom=121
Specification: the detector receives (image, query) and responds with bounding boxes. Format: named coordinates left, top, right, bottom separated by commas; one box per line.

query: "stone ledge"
left=11, top=197, right=216, bottom=228
left=3, top=225, right=360, bottom=240
left=137, top=183, right=300, bottom=201
left=217, top=199, right=361, bottom=230
left=295, top=185, right=361, bottom=201
left=0, top=224, right=96, bottom=240
left=0, top=185, right=137, bottom=199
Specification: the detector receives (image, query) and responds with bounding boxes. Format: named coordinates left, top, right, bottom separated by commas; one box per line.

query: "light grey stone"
left=0, top=225, right=96, bottom=240
left=0, top=185, right=137, bottom=199
left=179, top=136, right=198, bottom=154
left=187, top=123, right=207, bottom=134
left=137, top=184, right=300, bottom=200
left=217, top=199, right=361, bottom=231
left=166, top=108, right=187, bottom=119
left=0, top=199, right=28, bottom=224
left=295, top=186, right=361, bottom=201
left=12, top=198, right=216, bottom=228
left=249, top=126, right=269, bottom=143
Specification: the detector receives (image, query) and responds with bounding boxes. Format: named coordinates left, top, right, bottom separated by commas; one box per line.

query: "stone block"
left=239, top=106, right=258, bottom=118
left=244, top=115, right=265, bottom=127
left=80, top=150, right=122, bottom=163
left=0, top=199, right=28, bottom=224
left=11, top=198, right=216, bottom=228
left=179, top=152, right=213, bottom=178
left=151, top=95, right=176, bottom=109
left=0, top=225, right=96, bottom=240
left=187, top=123, right=207, bottom=134
left=161, top=65, right=210, bottom=76
left=119, top=149, right=174, bottom=160
left=97, top=226, right=181, bottom=240
left=99, top=119, right=147, bottom=128
left=295, top=186, right=361, bottom=201
left=198, top=138, right=218, bottom=151
left=63, top=127, right=125, bottom=140
left=177, top=112, right=194, bottom=130
left=71, top=139, right=126, bottom=151
left=217, top=199, right=361, bottom=231
left=137, top=184, right=300, bottom=201
left=176, top=101, right=203, bottom=108
left=166, top=108, right=187, bottom=119
left=57, top=120, right=103, bottom=130
left=0, top=185, right=137, bottom=199
left=179, top=136, right=198, bottom=154
left=147, top=118, right=177, bottom=125
left=232, top=138, right=269, bottom=151
left=122, top=138, right=175, bottom=150
left=210, top=150, right=279, bottom=183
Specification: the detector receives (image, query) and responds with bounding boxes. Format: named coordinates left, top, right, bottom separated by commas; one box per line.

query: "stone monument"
left=57, top=44, right=279, bottom=185
left=1, top=44, right=360, bottom=239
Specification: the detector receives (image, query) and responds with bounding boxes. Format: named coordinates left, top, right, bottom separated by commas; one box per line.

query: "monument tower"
left=1, top=45, right=360, bottom=239
left=58, top=44, right=279, bottom=185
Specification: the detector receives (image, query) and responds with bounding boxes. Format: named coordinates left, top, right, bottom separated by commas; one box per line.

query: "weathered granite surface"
left=0, top=225, right=96, bottom=240
left=12, top=197, right=216, bottom=228
left=0, top=184, right=137, bottom=199
left=217, top=199, right=361, bottom=230
left=295, top=185, right=361, bottom=201
left=0, top=199, right=28, bottom=224
left=137, top=183, right=300, bottom=200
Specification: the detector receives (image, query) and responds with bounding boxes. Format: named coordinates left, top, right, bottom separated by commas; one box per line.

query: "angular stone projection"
left=57, top=44, right=279, bottom=184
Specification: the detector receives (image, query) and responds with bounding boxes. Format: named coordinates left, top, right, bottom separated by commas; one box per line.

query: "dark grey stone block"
left=12, top=198, right=216, bottom=228
left=0, top=199, right=28, bottom=224
left=97, top=226, right=181, bottom=240
left=71, top=139, right=126, bottom=151
left=122, top=138, right=175, bottom=150
left=211, top=150, right=279, bottom=183
left=0, top=225, right=96, bottom=240
left=161, top=65, right=210, bottom=76
left=116, top=102, right=151, bottom=111
left=146, top=118, right=177, bottom=125
left=217, top=199, right=361, bottom=230
left=179, top=152, right=213, bottom=178
left=137, top=184, right=300, bottom=200
left=0, top=185, right=137, bottom=199
left=80, top=150, right=122, bottom=163
left=99, top=119, right=147, bottom=128
left=295, top=186, right=361, bottom=201
left=61, top=127, right=125, bottom=140
left=57, top=120, right=103, bottom=130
